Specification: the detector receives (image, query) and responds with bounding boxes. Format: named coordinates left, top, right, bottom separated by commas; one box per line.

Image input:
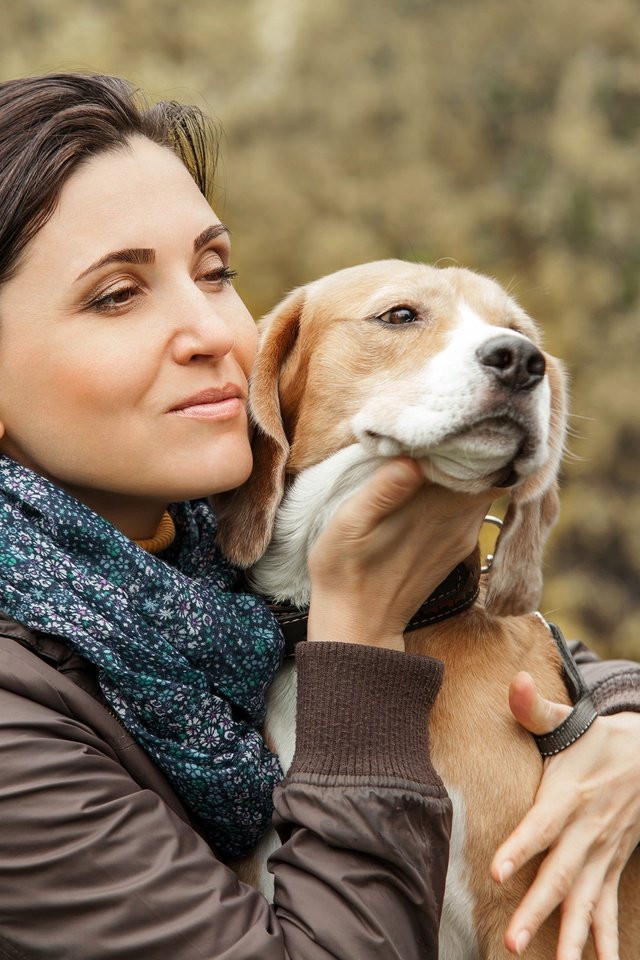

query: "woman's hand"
left=307, top=458, right=491, bottom=650
left=492, top=671, right=640, bottom=958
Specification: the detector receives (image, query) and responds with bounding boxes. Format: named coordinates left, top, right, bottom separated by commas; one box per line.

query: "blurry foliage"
left=1, top=0, right=639, bottom=659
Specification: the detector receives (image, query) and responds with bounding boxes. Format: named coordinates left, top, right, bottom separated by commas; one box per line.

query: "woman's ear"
left=213, top=287, right=307, bottom=567
left=484, top=354, right=568, bottom=616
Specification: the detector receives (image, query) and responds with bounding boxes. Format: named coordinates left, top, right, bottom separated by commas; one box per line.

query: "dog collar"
left=268, top=549, right=481, bottom=657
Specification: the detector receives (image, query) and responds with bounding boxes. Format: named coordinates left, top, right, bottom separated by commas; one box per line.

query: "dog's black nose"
left=476, top=335, right=546, bottom=391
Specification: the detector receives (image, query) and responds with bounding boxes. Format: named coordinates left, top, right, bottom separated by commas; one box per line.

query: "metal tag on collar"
left=481, top=514, right=503, bottom=574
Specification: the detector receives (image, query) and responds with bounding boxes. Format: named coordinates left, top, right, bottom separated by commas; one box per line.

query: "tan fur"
left=220, top=259, right=640, bottom=956
left=212, top=287, right=304, bottom=566
left=409, top=606, right=640, bottom=958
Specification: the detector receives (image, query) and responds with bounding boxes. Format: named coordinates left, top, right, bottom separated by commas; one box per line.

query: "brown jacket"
left=1, top=615, right=639, bottom=960
left=0, top=615, right=452, bottom=960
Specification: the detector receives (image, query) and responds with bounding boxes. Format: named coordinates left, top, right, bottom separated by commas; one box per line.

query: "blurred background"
left=2, top=0, right=639, bottom=658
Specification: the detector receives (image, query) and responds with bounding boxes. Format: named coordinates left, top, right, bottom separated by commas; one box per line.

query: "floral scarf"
left=0, top=455, right=284, bottom=857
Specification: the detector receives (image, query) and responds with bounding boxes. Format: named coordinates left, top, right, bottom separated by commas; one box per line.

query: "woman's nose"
left=170, top=289, right=236, bottom=365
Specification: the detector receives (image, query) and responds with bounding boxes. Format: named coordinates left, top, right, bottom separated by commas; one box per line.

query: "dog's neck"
left=248, top=443, right=482, bottom=623
left=267, top=551, right=482, bottom=655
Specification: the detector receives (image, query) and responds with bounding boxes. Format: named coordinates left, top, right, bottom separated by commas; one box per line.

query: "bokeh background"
left=2, top=0, right=639, bottom=658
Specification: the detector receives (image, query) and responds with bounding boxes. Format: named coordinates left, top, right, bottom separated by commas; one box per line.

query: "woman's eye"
left=377, top=306, right=419, bottom=325
left=199, top=266, right=238, bottom=285
left=89, top=285, right=139, bottom=312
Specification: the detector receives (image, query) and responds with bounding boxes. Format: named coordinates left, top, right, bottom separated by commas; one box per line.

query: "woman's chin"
left=179, top=448, right=254, bottom=500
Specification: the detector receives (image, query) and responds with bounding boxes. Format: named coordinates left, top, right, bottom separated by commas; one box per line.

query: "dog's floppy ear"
left=483, top=483, right=560, bottom=616
left=213, top=286, right=306, bottom=567
left=484, top=356, right=567, bottom=616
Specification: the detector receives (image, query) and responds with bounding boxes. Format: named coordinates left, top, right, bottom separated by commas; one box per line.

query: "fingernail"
left=498, top=859, right=514, bottom=882
left=515, top=930, right=530, bottom=955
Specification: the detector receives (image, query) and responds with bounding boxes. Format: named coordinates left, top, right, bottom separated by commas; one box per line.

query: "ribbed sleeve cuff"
left=590, top=671, right=640, bottom=716
left=287, top=641, right=444, bottom=785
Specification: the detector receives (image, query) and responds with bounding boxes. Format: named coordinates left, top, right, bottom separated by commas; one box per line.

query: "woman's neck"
left=0, top=450, right=170, bottom=540
left=57, top=481, right=169, bottom=540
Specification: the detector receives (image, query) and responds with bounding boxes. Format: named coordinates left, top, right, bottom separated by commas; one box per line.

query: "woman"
left=0, top=73, right=637, bottom=960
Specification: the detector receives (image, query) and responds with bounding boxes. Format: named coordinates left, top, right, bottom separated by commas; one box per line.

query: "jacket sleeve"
left=569, top=639, right=640, bottom=715
left=0, top=640, right=451, bottom=960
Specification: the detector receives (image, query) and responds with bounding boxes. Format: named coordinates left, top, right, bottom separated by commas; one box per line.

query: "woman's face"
left=0, top=136, right=258, bottom=536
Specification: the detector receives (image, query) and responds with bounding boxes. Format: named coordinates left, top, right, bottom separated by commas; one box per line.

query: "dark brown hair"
left=0, top=73, right=219, bottom=287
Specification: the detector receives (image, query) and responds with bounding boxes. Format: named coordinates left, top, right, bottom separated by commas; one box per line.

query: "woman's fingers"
left=591, top=876, right=621, bottom=960
left=507, top=671, right=572, bottom=737
left=326, top=458, right=425, bottom=539
left=307, top=459, right=428, bottom=649
left=495, top=673, right=640, bottom=958
left=492, top=798, right=570, bottom=887
left=353, top=458, right=425, bottom=523
left=307, top=458, right=492, bottom=649
left=500, top=824, right=588, bottom=953
left=553, top=855, right=621, bottom=960
left=503, top=826, right=612, bottom=957
left=319, top=457, right=488, bottom=548
left=492, top=673, right=573, bottom=884
left=502, top=842, right=626, bottom=960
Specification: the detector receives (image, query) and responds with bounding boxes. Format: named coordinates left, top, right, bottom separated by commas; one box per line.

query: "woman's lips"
left=169, top=386, right=245, bottom=421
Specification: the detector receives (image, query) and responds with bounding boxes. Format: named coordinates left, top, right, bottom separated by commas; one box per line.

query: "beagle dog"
left=216, top=261, right=640, bottom=959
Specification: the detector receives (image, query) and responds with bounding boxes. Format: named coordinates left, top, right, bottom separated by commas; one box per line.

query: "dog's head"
left=215, top=260, right=567, bottom=616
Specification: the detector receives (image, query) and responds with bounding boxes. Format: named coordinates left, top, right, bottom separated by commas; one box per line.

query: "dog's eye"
left=377, top=306, right=419, bottom=325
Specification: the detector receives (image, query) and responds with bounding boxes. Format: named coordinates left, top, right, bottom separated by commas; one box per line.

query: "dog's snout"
left=476, top=335, right=546, bottom=392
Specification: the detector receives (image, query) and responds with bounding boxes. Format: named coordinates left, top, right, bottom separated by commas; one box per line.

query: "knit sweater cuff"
left=287, top=641, right=444, bottom=785
left=590, top=670, right=640, bottom=716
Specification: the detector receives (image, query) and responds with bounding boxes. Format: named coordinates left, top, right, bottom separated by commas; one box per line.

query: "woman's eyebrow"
left=75, top=248, right=155, bottom=282
left=74, top=225, right=230, bottom=283
left=194, top=224, right=230, bottom=252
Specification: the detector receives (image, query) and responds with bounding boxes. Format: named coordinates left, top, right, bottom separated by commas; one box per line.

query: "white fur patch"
left=248, top=826, right=281, bottom=901
left=249, top=444, right=380, bottom=606
left=252, top=662, right=299, bottom=901
left=264, top=660, right=298, bottom=773
left=439, top=786, right=481, bottom=960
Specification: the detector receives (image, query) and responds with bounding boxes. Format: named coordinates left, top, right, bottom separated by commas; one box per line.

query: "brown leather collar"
left=269, top=548, right=481, bottom=657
